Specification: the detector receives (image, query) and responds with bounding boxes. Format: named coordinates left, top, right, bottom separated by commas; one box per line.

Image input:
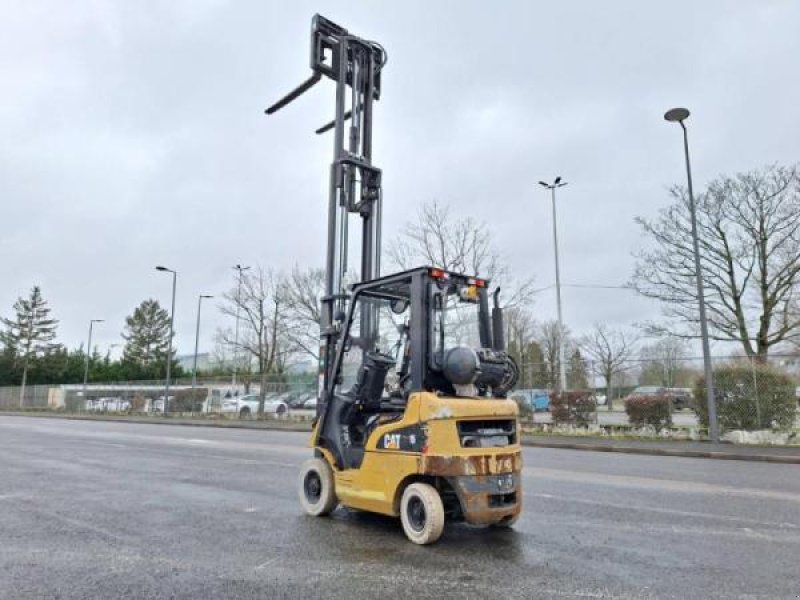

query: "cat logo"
left=383, top=433, right=401, bottom=449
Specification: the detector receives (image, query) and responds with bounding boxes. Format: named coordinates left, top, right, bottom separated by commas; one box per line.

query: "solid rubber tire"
left=298, top=458, right=338, bottom=516
left=400, top=483, right=445, bottom=545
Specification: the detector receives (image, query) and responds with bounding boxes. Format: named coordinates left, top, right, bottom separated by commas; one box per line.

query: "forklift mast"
left=265, top=15, right=387, bottom=403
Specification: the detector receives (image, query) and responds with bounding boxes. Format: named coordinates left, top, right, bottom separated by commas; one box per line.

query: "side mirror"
left=390, top=298, right=409, bottom=314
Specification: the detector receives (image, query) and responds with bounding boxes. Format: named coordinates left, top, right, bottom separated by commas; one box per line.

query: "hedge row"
left=624, top=394, right=672, bottom=430
left=694, top=364, right=796, bottom=431
left=550, top=391, right=595, bottom=426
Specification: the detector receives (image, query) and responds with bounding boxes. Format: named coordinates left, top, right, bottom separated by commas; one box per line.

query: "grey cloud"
left=1, top=0, right=798, bottom=356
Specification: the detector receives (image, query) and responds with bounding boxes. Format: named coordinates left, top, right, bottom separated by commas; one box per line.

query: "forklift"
left=266, top=15, right=522, bottom=544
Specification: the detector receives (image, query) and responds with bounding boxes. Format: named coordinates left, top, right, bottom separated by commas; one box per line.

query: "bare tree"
left=217, top=267, right=291, bottom=415
left=581, top=324, right=636, bottom=410
left=211, top=333, right=232, bottom=371
left=505, top=307, right=548, bottom=389
left=212, top=328, right=253, bottom=391
left=281, top=266, right=325, bottom=361
left=506, top=306, right=537, bottom=357
left=534, top=319, right=574, bottom=390
left=389, top=199, right=534, bottom=307
left=389, top=200, right=496, bottom=273
left=638, top=336, right=691, bottom=388
left=632, top=164, right=800, bottom=361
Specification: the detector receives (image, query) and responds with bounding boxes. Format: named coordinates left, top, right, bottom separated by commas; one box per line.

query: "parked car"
left=664, top=387, right=693, bottom=411
left=85, top=397, right=130, bottom=412
left=287, top=392, right=315, bottom=409
left=510, top=389, right=551, bottom=412
left=628, top=386, right=664, bottom=397
left=625, top=386, right=693, bottom=411
left=593, top=394, right=607, bottom=407
left=221, top=394, right=288, bottom=418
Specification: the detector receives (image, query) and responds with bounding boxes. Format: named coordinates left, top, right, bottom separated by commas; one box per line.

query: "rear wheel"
left=400, top=483, right=445, bottom=545
left=298, top=458, right=338, bottom=516
left=239, top=406, right=251, bottom=418
left=276, top=403, right=287, bottom=415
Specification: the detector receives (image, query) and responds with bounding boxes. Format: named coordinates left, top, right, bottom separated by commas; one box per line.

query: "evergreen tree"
left=121, top=299, right=173, bottom=367
left=567, top=348, right=590, bottom=390
left=0, top=286, right=60, bottom=404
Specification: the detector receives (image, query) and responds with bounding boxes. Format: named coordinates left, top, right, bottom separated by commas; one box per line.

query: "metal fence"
left=512, top=354, right=800, bottom=434
left=0, top=375, right=318, bottom=417
left=2, top=355, right=799, bottom=434
left=0, top=385, right=51, bottom=410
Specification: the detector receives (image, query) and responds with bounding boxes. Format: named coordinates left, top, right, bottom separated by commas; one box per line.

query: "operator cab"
left=318, top=266, right=518, bottom=469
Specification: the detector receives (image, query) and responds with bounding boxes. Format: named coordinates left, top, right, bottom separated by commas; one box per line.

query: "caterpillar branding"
left=376, top=425, right=426, bottom=452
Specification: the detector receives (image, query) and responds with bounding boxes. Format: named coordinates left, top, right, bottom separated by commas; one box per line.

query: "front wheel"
left=239, top=406, right=251, bottom=418
left=298, top=458, right=338, bottom=516
left=400, top=483, right=445, bottom=545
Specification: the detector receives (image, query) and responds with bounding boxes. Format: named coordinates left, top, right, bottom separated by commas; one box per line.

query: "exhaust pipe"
left=492, top=287, right=506, bottom=352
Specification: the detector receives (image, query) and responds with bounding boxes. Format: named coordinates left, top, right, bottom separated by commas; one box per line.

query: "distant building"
left=176, top=353, right=221, bottom=372
left=176, top=353, right=315, bottom=376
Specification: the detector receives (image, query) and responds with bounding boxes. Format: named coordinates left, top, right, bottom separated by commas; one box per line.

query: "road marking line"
left=529, top=493, right=800, bottom=529
left=255, top=557, right=279, bottom=570
left=524, top=466, right=800, bottom=504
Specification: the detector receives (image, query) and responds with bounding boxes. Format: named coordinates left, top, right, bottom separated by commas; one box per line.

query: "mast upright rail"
left=266, top=14, right=387, bottom=413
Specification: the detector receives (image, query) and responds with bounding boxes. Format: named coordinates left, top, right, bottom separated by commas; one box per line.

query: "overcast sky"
left=2, top=0, right=799, bottom=358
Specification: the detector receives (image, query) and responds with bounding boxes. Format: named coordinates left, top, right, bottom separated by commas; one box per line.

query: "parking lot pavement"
left=1, top=415, right=799, bottom=599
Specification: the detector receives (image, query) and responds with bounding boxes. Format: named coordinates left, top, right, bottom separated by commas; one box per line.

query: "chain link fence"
left=0, top=385, right=51, bottom=410
left=511, top=354, right=800, bottom=434
left=0, top=374, right=318, bottom=419
left=3, top=355, right=799, bottom=434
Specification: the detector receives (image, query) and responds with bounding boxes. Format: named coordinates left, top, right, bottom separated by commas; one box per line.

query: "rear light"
left=459, top=285, right=479, bottom=302
left=429, top=267, right=449, bottom=280
left=467, top=277, right=486, bottom=287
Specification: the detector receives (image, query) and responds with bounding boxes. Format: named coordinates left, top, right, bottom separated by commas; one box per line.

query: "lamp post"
left=538, top=177, right=568, bottom=394
left=663, top=107, right=719, bottom=443
left=232, top=264, right=250, bottom=391
left=192, top=294, right=213, bottom=413
left=156, top=266, right=177, bottom=416
left=82, top=319, right=104, bottom=410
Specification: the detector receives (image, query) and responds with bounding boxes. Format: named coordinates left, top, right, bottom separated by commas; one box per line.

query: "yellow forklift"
left=266, top=15, right=522, bottom=544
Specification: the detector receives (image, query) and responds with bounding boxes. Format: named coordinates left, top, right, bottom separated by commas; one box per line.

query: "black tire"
left=239, top=406, right=251, bottom=418
left=400, top=483, right=445, bottom=545
left=276, top=404, right=287, bottom=415
left=298, top=458, right=338, bottom=516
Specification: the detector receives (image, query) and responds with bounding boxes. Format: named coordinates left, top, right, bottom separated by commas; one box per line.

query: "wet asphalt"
left=1, top=415, right=799, bottom=600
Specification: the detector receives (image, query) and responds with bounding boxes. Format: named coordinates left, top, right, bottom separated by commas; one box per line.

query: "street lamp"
left=232, top=264, right=250, bottom=391
left=156, top=265, right=177, bottom=416
left=663, top=107, right=719, bottom=443
left=538, top=177, right=569, bottom=394
left=82, top=319, right=104, bottom=410
left=192, top=294, right=214, bottom=412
